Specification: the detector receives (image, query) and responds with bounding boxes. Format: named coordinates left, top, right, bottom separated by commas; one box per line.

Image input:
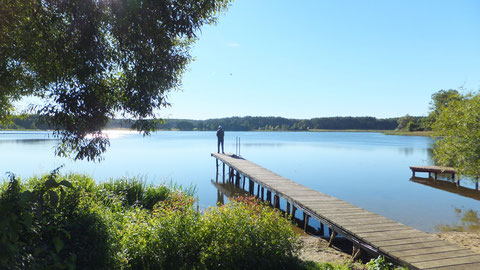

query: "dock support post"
left=476, top=179, right=479, bottom=190
left=215, top=160, right=219, bottom=182
left=327, top=230, right=337, bottom=248
left=222, top=163, right=225, bottom=183
left=352, top=244, right=361, bottom=261
left=428, top=172, right=431, bottom=178
left=274, top=195, right=280, bottom=209
left=434, top=172, right=438, bottom=180
left=235, top=171, right=240, bottom=187
left=319, top=223, right=324, bottom=236
left=303, top=213, right=310, bottom=232
left=261, top=187, right=264, bottom=200
left=256, top=185, right=260, bottom=198
left=266, top=191, right=271, bottom=205
left=291, top=206, right=297, bottom=220
left=242, top=176, right=246, bottom=189
left=229, top=168, right=233, bottom=182
left=286, top=202, right=290, bottom=215
left=217, top=189, right=224, bottom=205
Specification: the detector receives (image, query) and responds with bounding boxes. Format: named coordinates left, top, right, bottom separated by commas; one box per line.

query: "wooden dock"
left=410, top=166, right=456, bottom=180
left=213, top=153, right=480, bottom=270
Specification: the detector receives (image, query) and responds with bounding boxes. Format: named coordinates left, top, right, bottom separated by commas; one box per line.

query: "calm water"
left=1, top=130, right=479, bottom=232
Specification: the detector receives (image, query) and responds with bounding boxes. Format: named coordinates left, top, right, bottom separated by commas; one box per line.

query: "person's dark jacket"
left=216, top=129, right=224, bottom=141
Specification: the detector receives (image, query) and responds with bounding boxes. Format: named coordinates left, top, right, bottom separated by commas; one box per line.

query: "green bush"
left=1, top=173, right=316, bottom=269
left=99, top=177, right=171, bottom=210
left=199, top=196, right=299, bottom=269
left=118, top=192, right=201, bottom=269
left=366, top=256, right=408, bottom=270
left=0, top=172, right=117, bottom=269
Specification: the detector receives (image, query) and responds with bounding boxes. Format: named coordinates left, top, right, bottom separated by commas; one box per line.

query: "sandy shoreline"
left=434, top=232, right=480, bottom=254
left=297, top=231, right=480, bottom=267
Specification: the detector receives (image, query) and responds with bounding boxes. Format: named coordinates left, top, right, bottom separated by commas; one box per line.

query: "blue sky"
left=162, top=0, right=480, bottom=120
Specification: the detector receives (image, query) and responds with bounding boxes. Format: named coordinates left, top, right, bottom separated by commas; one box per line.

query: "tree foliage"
left=0, top=0, right=231, bottom=161
left=426, top=89, right=462, bottom=129
left=396, top=115, right=426, bottom=131
left=1, top=115, right=400, bottom=131
left=156, top=116, right=398, bottom=131
left=432, top=92, right=480, bottom=181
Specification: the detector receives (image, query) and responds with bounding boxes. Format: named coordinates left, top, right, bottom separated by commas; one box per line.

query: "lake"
left=1, top=130, right=479, bottom=233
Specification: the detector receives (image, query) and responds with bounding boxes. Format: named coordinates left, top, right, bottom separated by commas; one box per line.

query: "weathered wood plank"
left=426, top=262, right=480, bottom=270
left=387, top=245, right=465, bottom=256
left=403, top=249, right=477, bottom=263
left=362, top=231, right=429, bottom=242
left=412, top=255, right=480, bottom=269
left=357, top=228, right=423, bottom=238
left=373, top=236, right=442, bottom=247
left=345, top=224, right=411, bottom=234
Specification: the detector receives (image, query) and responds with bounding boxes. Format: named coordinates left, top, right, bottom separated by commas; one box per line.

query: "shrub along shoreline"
left=0, top=173, right=309, bottom=269
left=1, top=173, right=401, bottom=269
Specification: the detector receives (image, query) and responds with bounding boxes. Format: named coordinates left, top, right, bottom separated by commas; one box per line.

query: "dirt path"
left=296, top=233, right=365, bottom=269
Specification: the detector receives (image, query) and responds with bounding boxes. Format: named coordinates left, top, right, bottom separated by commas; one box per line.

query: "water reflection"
left=436, top=208, right=480, bottom=232
left=399, top=147, right=415, bottom=156
left=210, top=180, right=248, bottom=205
left=0, top=139, right=56, bottom=145
left=2, top=130, right=478, bottom=232
left=410, top=177, right=480, bottom=201
left=398, top=147, right=435, bottom=162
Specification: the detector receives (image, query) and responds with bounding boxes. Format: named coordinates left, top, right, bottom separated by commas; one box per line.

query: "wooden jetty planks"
left=212, top=153, right=480, bottom=269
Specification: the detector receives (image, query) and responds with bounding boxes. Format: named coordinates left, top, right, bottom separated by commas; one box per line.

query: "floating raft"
left=213, top=153, right=480, bottom=269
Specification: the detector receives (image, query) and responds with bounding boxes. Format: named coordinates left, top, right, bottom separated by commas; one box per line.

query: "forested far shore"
left=1, top=115, right=404, bottom=131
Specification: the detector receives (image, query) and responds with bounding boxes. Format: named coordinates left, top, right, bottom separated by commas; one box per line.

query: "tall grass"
left=99, top=176, right=171, bottom=209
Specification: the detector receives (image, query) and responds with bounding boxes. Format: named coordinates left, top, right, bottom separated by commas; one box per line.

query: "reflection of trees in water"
left=0, top=139, right=56, bottom=145
left=436, top=208, right=480, bottom=232
left=398, top=147, right=435, bottom=164
left=427, top=148, right=435, bottom=164
left=399, top=147, right=415, bottom=156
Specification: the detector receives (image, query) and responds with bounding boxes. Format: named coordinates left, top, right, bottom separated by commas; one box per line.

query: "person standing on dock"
left=217, top=125, right=224, bottom=153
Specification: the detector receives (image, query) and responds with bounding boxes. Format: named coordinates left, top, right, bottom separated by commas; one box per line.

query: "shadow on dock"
left=410, top=177, right=480, bottom=201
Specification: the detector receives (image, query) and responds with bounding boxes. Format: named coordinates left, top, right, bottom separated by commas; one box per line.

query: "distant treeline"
left=2, top=115, right=402, bottom=131
left=0, top=114, right=51, bottom=130
left=1, top=115, right=404, bottom=131
left=108, top=116, right=399, bottom=131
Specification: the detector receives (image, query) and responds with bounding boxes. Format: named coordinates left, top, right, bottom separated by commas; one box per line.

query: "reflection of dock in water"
left=210, top=180, right=248, bottom=205
left=410, top=177, right=480, bottom=201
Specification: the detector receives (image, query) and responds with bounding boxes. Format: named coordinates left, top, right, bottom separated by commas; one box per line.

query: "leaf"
left=45, top=177, right=58, bottom=189
left=48, top=190, right=59, bottom=207
left=34, top=246, right=47, bottom=257
left=60, top=189, right=66, bottom=204
left=59, top=180, right=74, bottom=189
left=22, top=212, right=33, bottom=229
left=52, top=236, right=64, bottom=253
left=19, top=190, right=33, bottom=206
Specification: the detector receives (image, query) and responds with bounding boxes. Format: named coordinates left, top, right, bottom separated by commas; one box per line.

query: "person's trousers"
left=218, top=140, right=224, bottom=153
